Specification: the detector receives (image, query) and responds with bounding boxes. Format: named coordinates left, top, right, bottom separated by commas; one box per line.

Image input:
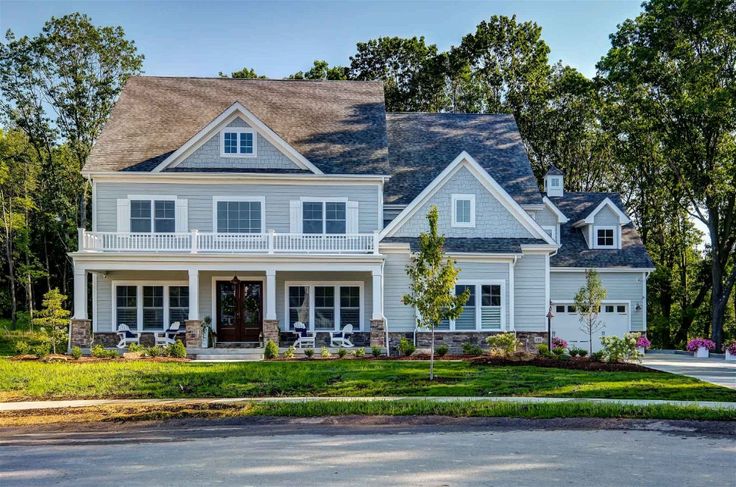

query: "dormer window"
left=594, top=226, right=617, bottom=249
left=451, top=194, right=475, bottom=228
left=220, top=128, right=256, bottom=157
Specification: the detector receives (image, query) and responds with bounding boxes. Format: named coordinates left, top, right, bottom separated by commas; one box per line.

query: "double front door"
left=216, top=280, right=263, bottom=342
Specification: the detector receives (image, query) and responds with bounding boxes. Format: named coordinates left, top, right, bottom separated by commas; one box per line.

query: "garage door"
left=551, top=303, right=630, bottom=352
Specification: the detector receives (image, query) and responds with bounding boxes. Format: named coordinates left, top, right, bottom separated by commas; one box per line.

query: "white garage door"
left=551, top=303, right=630, bottom=352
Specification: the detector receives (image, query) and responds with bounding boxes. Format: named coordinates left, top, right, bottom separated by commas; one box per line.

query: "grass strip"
left=2, top=399, right=735, bottom=426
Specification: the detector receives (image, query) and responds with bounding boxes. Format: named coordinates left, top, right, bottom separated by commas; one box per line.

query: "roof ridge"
left=130, top=75, right=383, bottom=84
left=387, top=111, right=513, bottom=116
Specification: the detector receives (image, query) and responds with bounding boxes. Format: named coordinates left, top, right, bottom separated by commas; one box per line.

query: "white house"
left=69, top=77, right=654, bottom=354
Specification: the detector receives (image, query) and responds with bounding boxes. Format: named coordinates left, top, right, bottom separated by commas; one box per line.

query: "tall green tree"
left=219, top=66, right=265, bottom=79
left=402, top=206, right=469, bottom=380
left=31, top=288, right=71, bottom=354
left=598, top=0, right=736, bottom=349
left=288, top=60, right=348, bottom=80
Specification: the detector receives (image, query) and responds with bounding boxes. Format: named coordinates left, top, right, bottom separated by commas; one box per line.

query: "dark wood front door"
left=216, top=280, right=263, bottom=342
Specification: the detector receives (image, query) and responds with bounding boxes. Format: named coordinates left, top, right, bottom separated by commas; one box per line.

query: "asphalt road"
left=1, top=418, right=734, bottom=486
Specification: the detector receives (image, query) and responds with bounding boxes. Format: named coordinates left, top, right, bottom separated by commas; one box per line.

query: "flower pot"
left=726, top=350, right=735, bottom=362
left=637, top=346, right=646, bottom=355
left=695, top=346, right=709, bottom=358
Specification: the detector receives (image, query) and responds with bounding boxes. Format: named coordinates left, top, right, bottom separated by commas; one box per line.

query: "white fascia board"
left=149, top=102, right=324, bottom=174
left=550, top=266, right=656, bottom=273
left=542, top=197, right=569, bottom=223
left=86, top=172, right=389, bottom=185
left=379, top=151, right=556, bottom=245
left=520, top=244, right=559, bottom=253
left=581, top=197, right=631, bottom=225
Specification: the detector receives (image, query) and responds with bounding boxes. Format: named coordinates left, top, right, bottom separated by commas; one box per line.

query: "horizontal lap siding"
left=383, top=251, right=415, bottom=331
left=550, top=271, right=646, bottom=331
left=96, top=182, right=379, bottom=233
left=514, top=254, right=546, bottom=331
left=594, top=206, right=620, bottom=226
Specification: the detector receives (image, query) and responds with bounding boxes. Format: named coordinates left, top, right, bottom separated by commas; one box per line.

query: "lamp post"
left=546, top=300, right=554, bottom=350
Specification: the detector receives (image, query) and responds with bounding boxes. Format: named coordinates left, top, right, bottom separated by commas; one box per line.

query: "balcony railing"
left=78, top=229, right=380, bottom=255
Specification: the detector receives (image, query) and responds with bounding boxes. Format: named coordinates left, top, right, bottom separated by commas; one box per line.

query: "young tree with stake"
left=402, top=206, right=469, bottom=380
left=574, top=269, right=607, bottom=355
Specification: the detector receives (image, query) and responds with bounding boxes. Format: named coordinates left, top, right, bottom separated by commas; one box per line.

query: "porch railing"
left=78, top=229, right=380, bottom=255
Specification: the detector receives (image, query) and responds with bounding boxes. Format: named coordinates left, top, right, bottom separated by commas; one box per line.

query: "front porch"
left=69, top=256, right=387, bottom=351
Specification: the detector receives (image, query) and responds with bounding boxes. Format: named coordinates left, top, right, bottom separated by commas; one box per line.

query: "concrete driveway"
left=642, top=353, right=736, bottom=389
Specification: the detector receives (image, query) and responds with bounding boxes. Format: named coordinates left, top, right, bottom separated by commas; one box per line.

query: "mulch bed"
left=10, top=354, right=190, bottom=363
left=469, top=355, right=653, bottom=372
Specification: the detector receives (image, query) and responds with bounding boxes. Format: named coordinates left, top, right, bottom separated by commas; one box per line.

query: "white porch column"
left=371, top=269, right=384, bottom=320
left=265, top=269, right=277, bottom=321
left=73, top=267, right=88, bottom=319
left=188, top=268, right=199, bottom=321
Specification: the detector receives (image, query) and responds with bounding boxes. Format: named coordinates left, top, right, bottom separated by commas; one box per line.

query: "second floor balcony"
left=78, top=229, right=380, bottom=255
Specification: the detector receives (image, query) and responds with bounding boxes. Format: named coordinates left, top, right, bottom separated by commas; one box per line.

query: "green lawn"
left=2, top=358, right=735, bottom=402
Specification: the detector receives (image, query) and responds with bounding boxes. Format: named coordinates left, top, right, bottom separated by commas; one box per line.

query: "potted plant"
left=636, top=335, right=651, bottom=355
left=686, top=338, right=715, bottom=358
left=725, top=341, right=736, bottom=362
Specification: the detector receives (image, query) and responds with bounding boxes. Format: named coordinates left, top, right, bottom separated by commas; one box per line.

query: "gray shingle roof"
left=384, top=113, right=543, bottom=206
left=548, top=192, right=654, bottom=269
left=545, top=165, right=564, bottom=176
left=85, top=76, right=390, bottom=174
left=382, top=237, right=548, bottom=254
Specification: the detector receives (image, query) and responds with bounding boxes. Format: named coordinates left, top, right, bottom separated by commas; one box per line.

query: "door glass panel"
left=219, top=283, right=236, bottom=329
left=242, top=283, right=262, bottom=330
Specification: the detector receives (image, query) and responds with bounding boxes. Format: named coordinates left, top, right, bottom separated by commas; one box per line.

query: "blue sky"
left=2, top=0, right=643, bottom=79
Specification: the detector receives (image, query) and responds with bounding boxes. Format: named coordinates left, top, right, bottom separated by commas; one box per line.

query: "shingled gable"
left=150, top=102, right=322, bottom=174
left=572, top=197, right=631, bottom=227
left=380, top=151, right=558, bottom=245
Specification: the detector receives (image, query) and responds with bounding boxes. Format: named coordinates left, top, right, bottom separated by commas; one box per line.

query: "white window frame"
left=541, top=225, right=557, bottom=242
left=111, top=281, right=188, bottom=332
left=451, top=194, right=476, bottom=228
left=593, top=225, right=618, bottom=249
left=432, top=280, right=506, bottom=331
left=212, top=196, right=266, bottom=233
left=220, top=127, right=257, bottom=158
left=299, top=197, right=348, bottom=235
left=549, top=177, right=561, bottom=188
left=284, top=281, right=364, bottom=331
left=127, top=195, right=178, bottom=234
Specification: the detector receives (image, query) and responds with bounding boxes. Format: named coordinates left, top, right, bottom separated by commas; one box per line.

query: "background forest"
left=1, top=0, right=735, bottom=349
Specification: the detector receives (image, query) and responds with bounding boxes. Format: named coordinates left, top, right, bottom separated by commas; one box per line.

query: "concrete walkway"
left=1, top=395, right=735, bottom=412
left=642, top=352, right=736, bottom=389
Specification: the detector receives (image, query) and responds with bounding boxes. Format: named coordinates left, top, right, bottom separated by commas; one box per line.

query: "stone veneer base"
left=387, top=331, right=548, bottom=354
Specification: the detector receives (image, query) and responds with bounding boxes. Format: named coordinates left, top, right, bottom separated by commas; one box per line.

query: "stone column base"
left=185, top=320, right=202, bottom=348
left=370, top=319, right=386, bottom=347
left=70, top=319, right=92, bottom=349
left=263, top=320, right=280, bottom=346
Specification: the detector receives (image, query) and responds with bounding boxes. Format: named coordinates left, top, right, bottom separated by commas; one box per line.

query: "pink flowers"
left=636, top=335, right=651, bottom=349
left=686, top=338, right=716, bottom=352
left=725, top=341, right=736, bottom=355
left=551, top=337, right=568, bottom=350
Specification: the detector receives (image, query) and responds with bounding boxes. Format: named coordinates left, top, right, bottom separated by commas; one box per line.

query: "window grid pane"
left=455, top=285, right=476, bottom=330
left=480, top=284, right=502, bottom=329
left=217, top=201, right=262, bottom=233
left=116, top=286, right=138, bottom=329
left=239, top=132, right=254, bottom=154
left=130, top=200, right=151, bottom=233
left=597, top=229, right=614, bottom=246
left=169, top=286, right=189, bottom=326
left=224, top=132, right=238, bottom=153
left=154, top=200, right=175, bottom=233
left=456, top=199, right=471, bottom=223
left=303, top=202, right=324, bottom=234
left=314, top=286, right=335, bottom=330
left=143, top=286, right=164, bottom=330
left=340, top=287, right=360, bottom=327
left=288, top=286, right=310, bottom=328
left=325, top=202, right=346, bottom=234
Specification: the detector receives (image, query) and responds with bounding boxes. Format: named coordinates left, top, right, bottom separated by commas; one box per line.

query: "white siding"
left=514, top=254, right=546, bottom=331
left=594, top=206, right=620, bottom=226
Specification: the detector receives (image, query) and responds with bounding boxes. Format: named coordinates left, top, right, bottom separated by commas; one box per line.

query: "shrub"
left=264, top=339, right=279, bottom=359
left=32, top=343, right=50, bottom=358
left=635, top=335, right=651, bottom=349
left=462, top=342, right=483, bottom=356
left=127, top=343, right=144, bottom=353
left=600, top=333, right=640, bottom=363
left=485, top=333, right=519, bottom=356
left=590, top=351, right=605, bottom=362
left=551, top=347, right=565, bottom=357
left=91, top=344, right=118, bottom=359
left=436, top=344, right=449, bottom=357
left=354, top=347, right=365, bottom=358
left=304, top=348, right=315, bottom=358
left=686, top=338, right=715, bottom=352
left=568, top=348, right=580, bottom=357
left=14, top=341, right=31, bottom=355
left=169, top=340, right=187, bottom=359
left=551, top=337, right=568, bottom=350
left=70, top=346, right=82, bottom=360
left=320, top=346, right=331, bottom=358
left=398, top=338, right=416, bottom=357
left=725, top=341, right=736, bottom=355
left=371, top=345, right=382, bottom=357
left=337, top=347, right=347, bottom=358
left=146, top=345, right=167, bottom=358
left=284, top=345, right=296, bottom=359
left=536, top=344, right=555, bottom=359
left=578, top=349, right=588, bottom=357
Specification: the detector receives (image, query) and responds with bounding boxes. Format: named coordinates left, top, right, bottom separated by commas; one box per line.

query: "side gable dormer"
left=152, top=102, right=323, bottom=174
left=544, top=165, right=564, bottom=197
left=536, top=196, right=568, bottom=243
left=573, top=197, right=630, bottom=250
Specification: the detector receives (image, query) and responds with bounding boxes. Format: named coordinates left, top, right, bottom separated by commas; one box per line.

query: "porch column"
left=185, top=268, right=202, bottom=348
left=371, top=269, right=384, bottom=320
left=265, top=269, right=277, bottom=321
left=73, top=267, right=87, bottom=319
left=263, top=269, right=280, bottom=346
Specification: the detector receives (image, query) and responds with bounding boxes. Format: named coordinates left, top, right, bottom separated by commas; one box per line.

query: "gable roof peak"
left=545, top=164, right=564, bottom=177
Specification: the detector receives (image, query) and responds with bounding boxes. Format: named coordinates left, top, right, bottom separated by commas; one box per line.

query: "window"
left=555, top=305, right=566, bottom=313
left=142, top=286, right=164, bottom=330
left=550, top=177, right=561, bottom=187
left=617, top=305, right=627, bottom=313
left=114, top=283, right=188, bottom=331
left=216, top=200, right=263, bottom=233
left=314, top=286, right=335, bottom=330
left=302, top=201, right=347, bottom=234
left=116, top=286, right=138, bottom=329
left=595, top=226, right=616, bottom=248
left=567, top=305, right=577, bottom=313
left=169, top=286, right=189, bottom=325
left=130, top=200, right=175, bottom=233
left=542, top=226, right=557, bottom=242
left=455, top=285, right=476, bottom=330
left=451, top=194, right=475, bottom=227
left=286, top=283, right=363, bottom=330
left=480, top=284, right=502, bottom=329
left=432, top=282, right=504, bottom=331
left=221, top=128, right=256, bottom=157
left=605, top=305, right=615, bottom=313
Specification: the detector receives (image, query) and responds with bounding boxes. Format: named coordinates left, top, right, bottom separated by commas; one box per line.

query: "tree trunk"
left=429, top=326, right=435, bottom=381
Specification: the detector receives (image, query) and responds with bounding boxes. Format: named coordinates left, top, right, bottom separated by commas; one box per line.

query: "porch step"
left=188, top=347, right=264, bottom=361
